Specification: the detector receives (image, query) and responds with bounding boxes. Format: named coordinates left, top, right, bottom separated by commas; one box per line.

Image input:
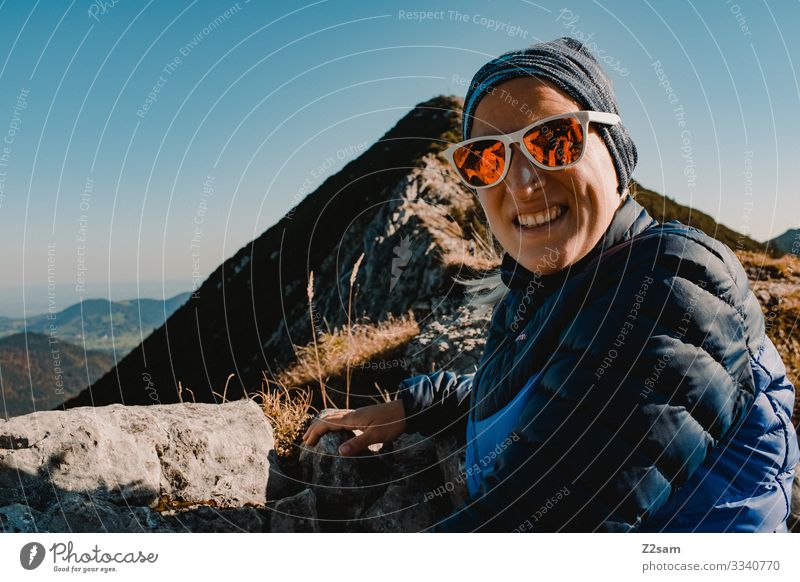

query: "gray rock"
left=381, top=432, right=438, bottom=473
left=159, top=505, right=267, bottom=533
left=37, top=497, right=267, bottom=533
left=0, top=400, right=273, bottom=513
left=401, top=301, right=492, bottom=378
left=271, top=488, right=319, bottom=533
left=0, top=494, right=177, bottom=533
left=359, top=432, right=459, bottom=532
left=0, top=503, right=42, bottom=533
left=117, top=506, right=176, bottom=532
left=298, top=430, right=386, bottom=523
left=297, top=412, right=468, bottom=531
left=266, top=449, right=302, bottom=501
left=0, top=400, right=274, bottom=533
left=361, top=481, right=443, bottom=532
left=37, top=491, right=158, bottom=533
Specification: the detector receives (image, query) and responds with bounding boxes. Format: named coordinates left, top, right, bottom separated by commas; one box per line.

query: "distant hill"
left=629, top=182, right=772, bottom=255
left=768, top=228, right=800, bottom=257
left=0, top=332, right=114, bottom=419
left=0, top=292, right=190, bottom=357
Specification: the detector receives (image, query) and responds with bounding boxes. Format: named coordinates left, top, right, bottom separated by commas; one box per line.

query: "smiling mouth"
left=513, top=204, right=568, bottom=231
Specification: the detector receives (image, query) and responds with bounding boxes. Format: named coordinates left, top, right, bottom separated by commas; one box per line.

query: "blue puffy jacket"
left=398, top=193, right=799, bottom=532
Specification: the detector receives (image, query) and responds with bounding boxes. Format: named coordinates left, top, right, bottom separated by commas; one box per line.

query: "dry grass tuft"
left=252, top=373, right=315, bottom=459
left=276, top=311, right=418, bottom=392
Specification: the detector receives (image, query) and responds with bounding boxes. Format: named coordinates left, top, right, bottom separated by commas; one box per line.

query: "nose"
left=504, top=142, right=546, bottom=201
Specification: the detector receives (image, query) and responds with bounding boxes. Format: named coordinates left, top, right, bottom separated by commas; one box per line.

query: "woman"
left=303, top=36, right=799, bottom=532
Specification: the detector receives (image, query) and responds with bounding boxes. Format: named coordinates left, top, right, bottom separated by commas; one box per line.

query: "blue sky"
left=0, top=0, right=797, bottom=316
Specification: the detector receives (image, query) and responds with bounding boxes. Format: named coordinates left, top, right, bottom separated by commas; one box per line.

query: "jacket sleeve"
left=398, top=370, right=474, bottom=437
left=398, top=292, right=510, bottom=438
left=433, top=235, right=757, bottom=532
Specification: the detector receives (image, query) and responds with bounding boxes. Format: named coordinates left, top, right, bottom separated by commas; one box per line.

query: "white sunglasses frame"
left=443, top=110, right=621, bottom=190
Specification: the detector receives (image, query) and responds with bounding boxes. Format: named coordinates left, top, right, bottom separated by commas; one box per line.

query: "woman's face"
left=470, top=76, right=623, bottom=275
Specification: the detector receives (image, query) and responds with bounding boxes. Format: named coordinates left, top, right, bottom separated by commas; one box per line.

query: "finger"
left=302, top=414, right=341, bottom=441
left=318, top=410, right=363, bottom=431
left=338, top=431, right=376, bottom=456
left=302, top=420, right=337, bottom=446
left=302, top=412, right=356, bottom=445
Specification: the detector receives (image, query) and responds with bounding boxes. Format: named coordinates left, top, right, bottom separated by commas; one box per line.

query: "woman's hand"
left=301, top=399, right=407, bottom=456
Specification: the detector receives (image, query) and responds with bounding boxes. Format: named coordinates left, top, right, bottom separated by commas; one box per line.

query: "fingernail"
left=339, top=444, right=351, bottom=455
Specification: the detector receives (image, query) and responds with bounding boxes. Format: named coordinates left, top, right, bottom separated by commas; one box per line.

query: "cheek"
left=566, top=139, right=611, bottom=201
left=476, top=200, right=500, bottom=243
left=477, top=191, right=504, bottom=227
left=585, top=133, right=617, bottom=188
left=555, top=163, right=606, bottom=235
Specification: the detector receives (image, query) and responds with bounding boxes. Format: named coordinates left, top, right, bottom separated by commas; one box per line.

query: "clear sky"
left=0, top=0, right=798, bottom=316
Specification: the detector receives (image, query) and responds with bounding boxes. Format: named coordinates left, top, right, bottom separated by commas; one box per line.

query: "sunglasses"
left=443, top=110, right=621, bottom=189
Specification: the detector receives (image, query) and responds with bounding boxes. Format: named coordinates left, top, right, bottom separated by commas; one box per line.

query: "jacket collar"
left=499, top=192, right=658, bottom=292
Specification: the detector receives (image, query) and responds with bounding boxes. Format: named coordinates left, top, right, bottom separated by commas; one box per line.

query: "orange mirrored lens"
left=452, top=140, right=505, bottom=187
left=523, top=116, right=584, bottom=167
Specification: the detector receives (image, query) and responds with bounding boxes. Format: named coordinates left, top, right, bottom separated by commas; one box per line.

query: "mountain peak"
left=60, top=94, right=483, bottom=409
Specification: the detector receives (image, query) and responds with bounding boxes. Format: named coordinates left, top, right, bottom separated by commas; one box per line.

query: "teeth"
left=517, top=205, right=564, bottom=227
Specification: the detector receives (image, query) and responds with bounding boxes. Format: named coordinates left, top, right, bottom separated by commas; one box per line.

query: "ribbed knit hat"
left=462, top=36, right=637, bottom=195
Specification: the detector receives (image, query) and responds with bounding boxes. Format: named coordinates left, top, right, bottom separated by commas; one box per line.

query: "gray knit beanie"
left=462, top=36, right=637, bottom=195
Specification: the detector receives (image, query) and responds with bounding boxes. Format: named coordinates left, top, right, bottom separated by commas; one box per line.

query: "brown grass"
left=736, top=250, right=800, bottom=281
left=253, top=373, right=315, bottom=460
left=277, top=312, right=419, bottom=392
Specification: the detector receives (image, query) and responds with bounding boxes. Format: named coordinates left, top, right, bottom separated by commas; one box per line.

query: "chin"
left=515, top=245, right=566, bottom=275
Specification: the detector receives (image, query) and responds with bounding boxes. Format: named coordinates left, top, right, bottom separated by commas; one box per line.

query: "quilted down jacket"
left=398, top=192, right=799, bottom=532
